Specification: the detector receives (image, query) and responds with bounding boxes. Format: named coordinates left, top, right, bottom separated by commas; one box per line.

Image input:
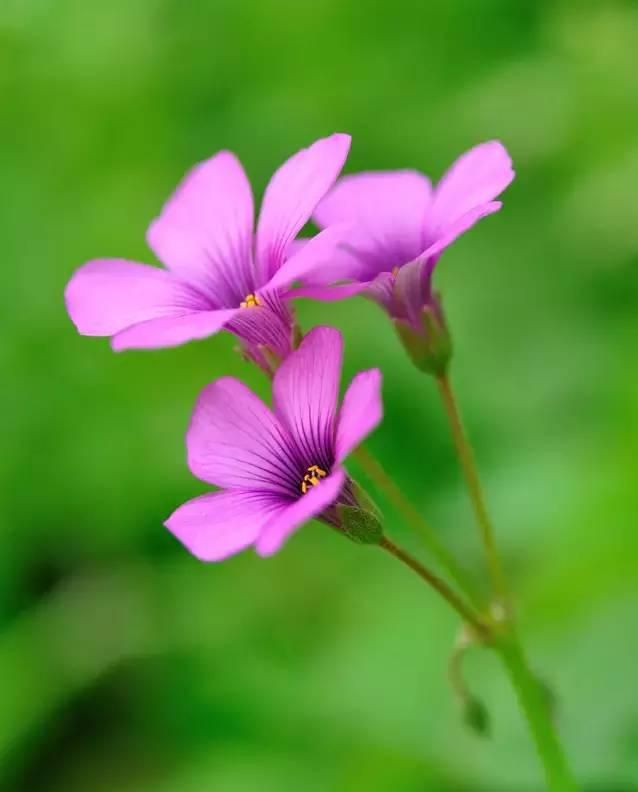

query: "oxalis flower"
left=165, top=326, right=383, bottom=560
left=64, top=134, right=351, bottom=371
left=295, top=141, right=514, bottom=373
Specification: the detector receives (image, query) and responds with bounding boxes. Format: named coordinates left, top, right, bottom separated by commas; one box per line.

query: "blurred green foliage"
left=2, top=0, right=638, bottom=789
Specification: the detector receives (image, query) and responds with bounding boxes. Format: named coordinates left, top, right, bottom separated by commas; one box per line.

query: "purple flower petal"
left=255, top=134, right=351, bottom=283
left=393, top=258, right=430, bottom=325
left=305, top=228, right=392, bottom=286
left=313, top=170, right=432, bottom=279
left=272, top=326, right=343, bottom=469
left=427, top=140, right=514, bottom=238
left=363, top=272, right=396, bottom=313
left=111, top=308, right=239, bottom=351
left=285, top=238, right=310, bottom=259
left=335, top=369, right=383, bottom=463
left=420, top=201, right=503, bottom=263
left=256, top=469, right=346, bottom=556
left=227, top=292, right=294, bottom=366
left=65, top=259, right=202, bottom=337
left=265, top=224, right=353, bottom=292
left=165, top=489, right=286, bottom=562
left=147, top=151, right=256, bottom=306
left=287, top=281, right=370, bottom=302
left=186, top=377, right=300, bottom=496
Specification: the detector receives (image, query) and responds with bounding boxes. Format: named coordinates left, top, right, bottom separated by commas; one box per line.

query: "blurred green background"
left=2, top=0, right=638, bottom=789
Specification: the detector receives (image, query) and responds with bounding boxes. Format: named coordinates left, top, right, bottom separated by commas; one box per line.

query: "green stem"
left=496, top=632, right=579, bottom=791
left=378, top=536, right=488, bottom=638
left=434, top=373, right=577, bottom=788
left=353, top=445, right=479, bottom=605
left=435, top=373, right=508, bottom=603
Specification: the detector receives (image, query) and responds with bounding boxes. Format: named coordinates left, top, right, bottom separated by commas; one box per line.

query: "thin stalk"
left=434, top=373, right=577, bottom=788
left=353, top=445, right=479, bottom=605
left=496, top=632, right=579, bottom=791
left=378, top=536, right=488, bottom=639
left=448, top=626, right=483, bottom=718
left=383, top=528, right=578, bottom=788
left=435, top=373, right=508, bottom=602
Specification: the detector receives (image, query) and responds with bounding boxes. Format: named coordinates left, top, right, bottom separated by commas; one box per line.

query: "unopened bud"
left=449, top=624, right=491, bottom=738
left=462, top=695, right=490, bottom=737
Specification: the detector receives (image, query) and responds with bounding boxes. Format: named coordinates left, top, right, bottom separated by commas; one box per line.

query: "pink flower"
left=296, top=141, right=514, bottom=334
left=65, top=134, right=351, bottom=368
left=165, top=326, right=383, bottom=560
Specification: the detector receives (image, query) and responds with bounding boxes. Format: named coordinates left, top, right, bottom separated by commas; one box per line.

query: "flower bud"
left=462, top=695, right=490, bottom=737
left=449, top=623, right=490, bottom=738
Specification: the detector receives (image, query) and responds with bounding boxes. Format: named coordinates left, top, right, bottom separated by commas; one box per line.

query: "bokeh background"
left=2, top=0, right=638, bottom=789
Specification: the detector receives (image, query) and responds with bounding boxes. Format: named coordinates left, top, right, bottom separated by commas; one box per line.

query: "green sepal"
left=462, top=696, right=490, bottom=737
left=351, top=480, right=382, bottom=520
left=257, top=344, right=281, bottom=375
left=336, top=505, right=384, bottom=545
left=394, top=304, right=452, bottom=377
left=292, top=322, right=304, bottom=349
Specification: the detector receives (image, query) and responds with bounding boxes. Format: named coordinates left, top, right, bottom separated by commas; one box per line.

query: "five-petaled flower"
left=165, top=326, right=382, bottom=560
left=64, top=134, right=351, bottom=370
left=294, top=141, right=514, bottom=339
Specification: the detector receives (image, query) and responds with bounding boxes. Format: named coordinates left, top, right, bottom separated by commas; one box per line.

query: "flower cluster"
left=65, top=134, right=513, bottom=558
left=64, top=140, right=585, bottom=788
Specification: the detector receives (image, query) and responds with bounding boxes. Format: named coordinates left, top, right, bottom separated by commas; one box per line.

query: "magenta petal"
left=394, top=259, right=429, bottom=325
left=165, top=489, right=286, bottom=562
left=265, top=224, right=353, bottom=292
left=147, top=151, right=255, bottom=304
left=286, top=281, right=370, bottom=302
left=256, top=469, right=346, bottom=557
left=65, top=259, right=198, bottom=336
left=285, top=238, right=310, bottom=259
left=420, top=201, right=503, bottom=262
left=298, top=226, right=389, bottom=287
left=272, top=326, right=343, bottom=464
left=111, top=308, right=238, bottom=351
left=186, top=377, right=298, bottom=495
left=314, top=170, right=432, bottom=274
left=227, top=294, right=294, bottom=365
left=363, top=272, right=396, bottom=312
left=255, top=134, right=351, bottom=282
left=335, top=369, right=383, bottom=463
left=428, top=141, right=514, bottom=234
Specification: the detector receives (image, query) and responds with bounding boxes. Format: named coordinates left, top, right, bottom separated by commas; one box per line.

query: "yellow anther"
left=300, top=464, right=328, bottom=494
left=240, top=293, right=262, bottom=308
left=391, top=266, right=400, bottom=278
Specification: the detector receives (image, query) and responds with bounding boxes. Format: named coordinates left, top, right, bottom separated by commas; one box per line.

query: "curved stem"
left=378, top=536, right=489, bottom=639
left=353, top=445, right=480, bottom=605
left=448, top=626, right=482, bottom=710
left=496, top=632, right=579, bottom=791
left=435, top=373, right=508, bottom=602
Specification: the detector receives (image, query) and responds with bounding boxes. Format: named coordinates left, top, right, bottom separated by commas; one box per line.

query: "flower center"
left=300, top=464, right=328, bottom=494
left=391, top=266, right=400, bottom=278
left=240, top=293, right=262, bottom=309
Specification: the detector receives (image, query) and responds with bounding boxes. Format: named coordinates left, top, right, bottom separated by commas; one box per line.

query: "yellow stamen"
left=240, top=293, right=262, bottom=308
left=300, top=464, right=328, bottom=494
left=391, top=266, right=400, bottom=278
